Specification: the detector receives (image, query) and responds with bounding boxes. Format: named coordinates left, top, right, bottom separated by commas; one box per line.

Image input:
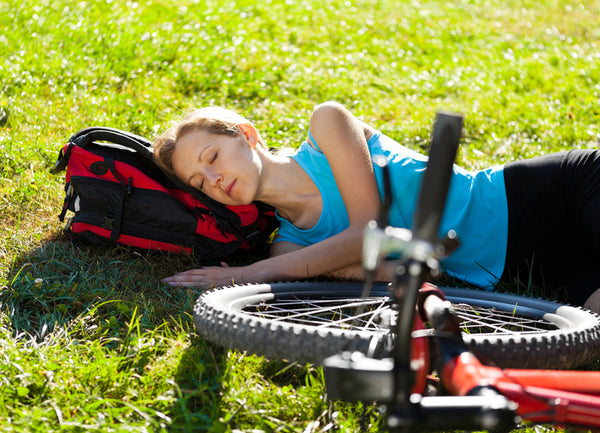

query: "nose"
left=205, top=169, right=223, bottom=188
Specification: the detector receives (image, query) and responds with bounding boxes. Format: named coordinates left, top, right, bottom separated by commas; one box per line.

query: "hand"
left=161, top=262, right=246, bottom=289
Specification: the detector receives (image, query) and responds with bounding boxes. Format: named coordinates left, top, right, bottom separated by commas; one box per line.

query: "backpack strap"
left=53, top=127, right=154, bottom=173
left=71, top=126, right=154, bottom=152
left=206, top=197, right=276, bottom=248
left=103, top=156, right=132, bottom=241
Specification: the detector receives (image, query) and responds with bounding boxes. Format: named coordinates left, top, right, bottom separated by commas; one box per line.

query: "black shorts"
left=501, top=149, right=600, bottom=305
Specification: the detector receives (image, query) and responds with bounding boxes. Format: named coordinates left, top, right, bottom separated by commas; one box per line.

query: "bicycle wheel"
left=193, top=281, right=600, bottom=369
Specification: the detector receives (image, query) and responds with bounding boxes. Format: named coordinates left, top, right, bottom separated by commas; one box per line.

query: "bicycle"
left=193, top=112, right=600, bottom=432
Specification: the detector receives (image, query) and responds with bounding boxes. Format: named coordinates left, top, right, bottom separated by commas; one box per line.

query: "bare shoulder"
left=309, top=101, right=376, bottom=143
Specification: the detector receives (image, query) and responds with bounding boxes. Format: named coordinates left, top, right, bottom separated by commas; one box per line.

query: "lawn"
left=1, top=0, right=599, bottom=431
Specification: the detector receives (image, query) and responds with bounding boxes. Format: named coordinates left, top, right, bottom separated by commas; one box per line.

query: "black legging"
left=502, top=149, right=600, bottom=305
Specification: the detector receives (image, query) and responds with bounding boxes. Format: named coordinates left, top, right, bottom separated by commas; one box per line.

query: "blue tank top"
left=275, top=131, right=508, bottom=288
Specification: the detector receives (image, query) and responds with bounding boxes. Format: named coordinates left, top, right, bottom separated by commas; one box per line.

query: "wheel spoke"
left=244, top=296, right=392, bottom=331
left=244, top=297, right=558, bottom=336
left=453, top=303, right=557, bottom=334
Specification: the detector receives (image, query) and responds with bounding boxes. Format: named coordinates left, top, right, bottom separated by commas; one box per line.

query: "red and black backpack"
left=52, top=127, right=279, bottom=261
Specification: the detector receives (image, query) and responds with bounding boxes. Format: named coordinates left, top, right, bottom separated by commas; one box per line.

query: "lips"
left=225, top=179, right=236, bottom=197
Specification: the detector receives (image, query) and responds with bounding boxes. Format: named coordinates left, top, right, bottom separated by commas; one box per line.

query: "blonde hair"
left=153, top=106, right=266, bottom=175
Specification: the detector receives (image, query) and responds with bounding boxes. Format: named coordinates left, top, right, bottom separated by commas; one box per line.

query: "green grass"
left=1, top=0, right=599, bottom=431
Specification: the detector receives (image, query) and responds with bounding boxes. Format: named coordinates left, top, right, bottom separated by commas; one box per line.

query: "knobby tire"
left=193, top=281, right=600, bottom=369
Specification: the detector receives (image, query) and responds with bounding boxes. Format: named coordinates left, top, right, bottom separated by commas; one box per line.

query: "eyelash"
left=198, top=152, right=218, bottom=190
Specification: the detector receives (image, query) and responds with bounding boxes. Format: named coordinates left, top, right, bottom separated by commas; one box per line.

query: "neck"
left=255, top=151, right=319, bottom=224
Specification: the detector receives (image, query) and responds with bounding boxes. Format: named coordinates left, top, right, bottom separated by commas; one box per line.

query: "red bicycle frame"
left=421, top=286, right=600, bottom=430
left=446, top=355, right=600, bottom=427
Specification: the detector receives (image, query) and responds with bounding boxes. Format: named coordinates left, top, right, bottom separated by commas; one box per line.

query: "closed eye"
left=191, top=149, right=217, bottom=191
left=189, top=175, right=204, bottom=191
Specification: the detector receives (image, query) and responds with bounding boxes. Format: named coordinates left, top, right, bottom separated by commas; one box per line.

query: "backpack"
left=52, top=126, right=279, bottom=261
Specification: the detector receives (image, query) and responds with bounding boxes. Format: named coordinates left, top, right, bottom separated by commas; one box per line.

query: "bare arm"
left=164, top=225, right=368, bottom=287
left=272, top=239, right=396, bottom=282
left=162, top=102, right=382, bottom=288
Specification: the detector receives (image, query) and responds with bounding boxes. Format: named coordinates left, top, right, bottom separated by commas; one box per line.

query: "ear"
left=238, top=123, right=259, bottom=148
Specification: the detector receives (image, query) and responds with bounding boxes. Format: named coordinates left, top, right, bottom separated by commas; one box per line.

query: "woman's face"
left=171, top=128, right=261, bottom=206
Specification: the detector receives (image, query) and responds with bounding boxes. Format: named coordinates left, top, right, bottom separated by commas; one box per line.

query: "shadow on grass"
left=1, top=234, right=233, bottom=431
left=169, top=337, right=228, bottom=432
left=2, top=235, right=200, bottom=336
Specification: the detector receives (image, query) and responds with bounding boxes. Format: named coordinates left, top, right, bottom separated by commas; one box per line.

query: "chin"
left=222, top=197, right=253, bottom=207
left=235, top=199, right=254, bottom=206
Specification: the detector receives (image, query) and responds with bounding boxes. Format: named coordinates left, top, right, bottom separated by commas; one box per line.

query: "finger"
left=165, top=277, right=220, bottom=289
left=162, top=275, right=205, bottom=285
left=161, top=269, right=208, bottom=282
left=166, top=281, right=202, bottom=288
